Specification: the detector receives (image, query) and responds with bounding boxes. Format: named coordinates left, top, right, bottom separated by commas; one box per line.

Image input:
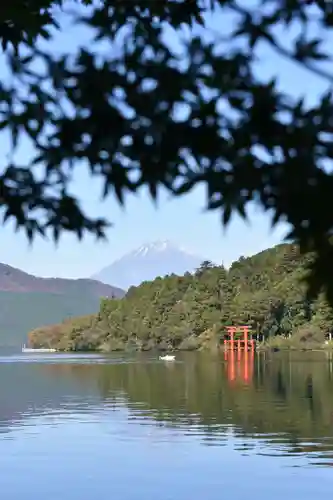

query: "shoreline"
left=26, top=340, right=333, bottom=354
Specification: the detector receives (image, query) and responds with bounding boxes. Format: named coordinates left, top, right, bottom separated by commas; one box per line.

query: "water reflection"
left=1, top=351, right=333, bottom=466
left=224, top=347, right=255, bottom=383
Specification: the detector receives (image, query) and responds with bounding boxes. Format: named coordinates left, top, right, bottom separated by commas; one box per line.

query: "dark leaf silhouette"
left=1, top=0, right=333, bottom=304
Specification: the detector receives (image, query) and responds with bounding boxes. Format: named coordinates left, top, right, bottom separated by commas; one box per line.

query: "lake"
left=0, top=350, right=333, bottom=499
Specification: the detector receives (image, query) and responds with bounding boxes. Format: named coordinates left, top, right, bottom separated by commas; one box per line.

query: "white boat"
left=159, top=354, right=175, bottom=361
left=22, top=344, right=56, bottom=353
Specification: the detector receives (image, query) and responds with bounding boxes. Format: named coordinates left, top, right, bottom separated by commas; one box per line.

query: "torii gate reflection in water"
left=223, top=325, right=255, bottom=384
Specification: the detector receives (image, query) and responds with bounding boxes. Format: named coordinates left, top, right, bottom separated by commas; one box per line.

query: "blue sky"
left=0, top=4, right=329, bottom=279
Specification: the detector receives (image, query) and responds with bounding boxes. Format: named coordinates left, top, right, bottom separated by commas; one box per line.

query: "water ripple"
left=1, top=351, right=333, bottom=500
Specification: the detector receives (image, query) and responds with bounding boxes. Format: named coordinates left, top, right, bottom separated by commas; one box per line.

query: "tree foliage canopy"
left=28, top=243, right=333, bottom=352
left=1, top=1, right=333, bottom=302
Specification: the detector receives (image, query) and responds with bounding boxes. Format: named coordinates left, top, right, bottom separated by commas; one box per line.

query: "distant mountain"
left=0, top=263, right=125, bottom=347
left=91, top=240, right=209, bottom=289
left=0, top=262, right=124, bottom=298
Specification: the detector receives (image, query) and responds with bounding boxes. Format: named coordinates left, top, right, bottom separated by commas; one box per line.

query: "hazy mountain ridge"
left=92, top=240, right=209, bottom=289
left=0, top=291, right=116, bottom=347
left=0, top=262, right=124, bottom=346
left=0, top=262, right=124, bottom=298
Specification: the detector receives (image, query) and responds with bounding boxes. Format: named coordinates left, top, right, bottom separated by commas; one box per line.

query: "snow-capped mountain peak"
left=133, top=240, right=176, bottom=257
left=92, top=240, right=210, bottom=289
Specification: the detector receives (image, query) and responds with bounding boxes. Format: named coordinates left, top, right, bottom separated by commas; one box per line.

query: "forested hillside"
left=29, top=243, right=333, bottom=351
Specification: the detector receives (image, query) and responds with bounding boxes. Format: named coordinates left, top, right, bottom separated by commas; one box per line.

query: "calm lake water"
left=1, top=350, right=333, bottom=499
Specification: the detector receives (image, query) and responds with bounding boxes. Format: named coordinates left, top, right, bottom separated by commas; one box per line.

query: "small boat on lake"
left=22, top=345, right=56, bottom=353
left=159, top=354, right=175, bottom=361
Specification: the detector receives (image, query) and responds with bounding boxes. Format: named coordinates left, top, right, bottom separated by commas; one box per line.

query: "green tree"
left=28, top=242, right=333, bottom=351
left=2, top=1, right=333, bottom=302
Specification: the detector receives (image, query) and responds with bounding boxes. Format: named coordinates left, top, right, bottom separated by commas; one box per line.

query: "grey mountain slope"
left=0, top=262, right=124, bottom=297
left=91, top=240, right=210, bottom=289
left=0, top=262, right=125, bottom=346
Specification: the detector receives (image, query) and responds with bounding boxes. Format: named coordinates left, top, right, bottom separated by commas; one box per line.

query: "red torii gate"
left=223, top=325, right=255, bottom=384
left=223, top=325, right=255, bottom=353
